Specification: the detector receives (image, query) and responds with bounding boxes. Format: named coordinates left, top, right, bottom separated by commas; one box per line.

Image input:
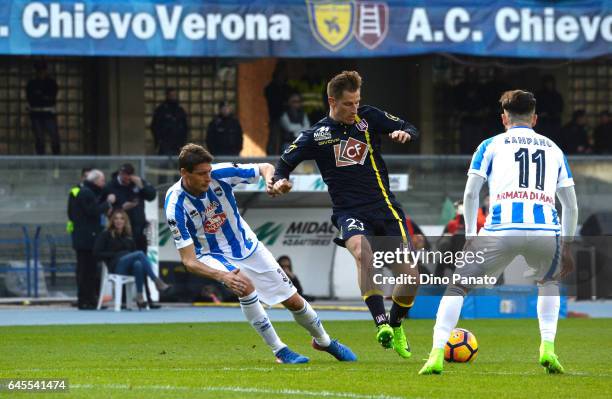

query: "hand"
left=130, top=175, right=143, bottom=188
left=389, top=130, right=411, bottom=144
left=122, top=199, right=139, bottom=210
left=557, top=242, right=575, bottom=279
left=268, top=178, right=292, bottom=197
left=221, top=269, right=251, bottom=297
left=106, top=194, right=116, bottom=204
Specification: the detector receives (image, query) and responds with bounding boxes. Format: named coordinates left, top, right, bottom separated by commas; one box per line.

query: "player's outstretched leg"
left=239, top=291, right=309, bottom=364
left=537, top=284, right=564, bottom=374
left=285, top=295, right=357, bottom=361
left=419, top=287, right=465, bottom=375
left=389, top=299, right=412, bottom=359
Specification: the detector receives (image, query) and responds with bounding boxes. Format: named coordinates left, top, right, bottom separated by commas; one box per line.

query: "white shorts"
left=458, top=229, right=561, bottom=285
left=197, top=244, right=297, bottom=305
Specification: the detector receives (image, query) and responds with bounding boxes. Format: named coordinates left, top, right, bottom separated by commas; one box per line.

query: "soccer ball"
left=444, top=328, right=478, bottom=362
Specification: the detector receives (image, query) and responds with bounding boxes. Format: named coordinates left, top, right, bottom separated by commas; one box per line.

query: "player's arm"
left=463, top=174, right=486, bottom=238
left=556, top=186, right=578, bottom=278
left=362, top=105, right=419, bottom=144
left=270, top=131, right=316, bottom=196
left=178, top=244, right=249, bottom=296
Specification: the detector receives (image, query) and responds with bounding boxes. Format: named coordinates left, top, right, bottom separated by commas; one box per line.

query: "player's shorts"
left=332, top=205, right=411, bottom=247
left=456, top=229, right=561, bottom=286
left=197, top=244, right=297, bottom=305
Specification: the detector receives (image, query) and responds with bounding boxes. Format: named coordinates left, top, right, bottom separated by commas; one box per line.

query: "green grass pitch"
left=1, top=318, right=611, bottom=398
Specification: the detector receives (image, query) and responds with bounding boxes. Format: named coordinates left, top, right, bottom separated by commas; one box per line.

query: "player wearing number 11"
left=420, top=90, right=579, bottom=375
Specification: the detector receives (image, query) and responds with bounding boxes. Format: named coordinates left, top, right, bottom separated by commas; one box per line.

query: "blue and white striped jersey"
left=164, top=163, right=261, bottom=259
left=468, top=126, right=574, bottom=232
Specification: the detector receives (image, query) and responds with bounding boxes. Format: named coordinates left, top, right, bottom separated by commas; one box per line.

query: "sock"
left=389, top=301, right=410, bottom=328
left=291, top=301, right=331, bottom=347
left=364, top=295, right=388, bottom=326
left=239, top=292, right=285, bottom=354
left=537, top=284, right=560, bottom=343
left=432, top=296, right=464, bottom=349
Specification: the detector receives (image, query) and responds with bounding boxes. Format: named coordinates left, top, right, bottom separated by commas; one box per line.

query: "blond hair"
left=107, top=209, right=133, bottom=238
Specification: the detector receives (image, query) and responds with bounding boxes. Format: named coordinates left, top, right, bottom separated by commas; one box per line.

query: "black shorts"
left=332, top=205, right=411, bottom=247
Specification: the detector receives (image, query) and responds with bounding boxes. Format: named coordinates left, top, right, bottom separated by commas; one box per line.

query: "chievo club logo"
left=307, top=0, right=389, bottom=51
left=334, top=137, right=369, bottom=167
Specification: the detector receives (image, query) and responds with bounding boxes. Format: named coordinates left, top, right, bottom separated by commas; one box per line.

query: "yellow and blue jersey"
left=275, top=105, right=419, bottom=214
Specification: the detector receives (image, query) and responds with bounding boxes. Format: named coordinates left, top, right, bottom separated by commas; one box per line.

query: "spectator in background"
left=106, top=163, right=156, bottom=252
left=277, top=255, right=314, bottom=302
left=66, top=167, right=92, bottom=234
left=26, top=61, right=60, bottom=155
left=206, top=101, right=243, bottom=156
left=265, top=61, right=292, bottom=155
left=289, top=62, right=327, bottom=123
left=535, top=75, right=564, bottom=143
left=594, top=111, right=612, bottom=154
left=152, top=88, right=189, bottom=156
left=560, top=110, right=592, bottom=154
left=279, top=93, right=310, bottom=152
left=454, top=67, right=485, bottom=154
left=71, top=169, right=116, bottom=310
left=94, top=209, right=170, bottom=309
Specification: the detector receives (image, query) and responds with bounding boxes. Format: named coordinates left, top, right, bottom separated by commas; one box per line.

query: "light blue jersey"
left=164, top=163, right=260, bottom=259
left=469, top=126, right=574, bottom=232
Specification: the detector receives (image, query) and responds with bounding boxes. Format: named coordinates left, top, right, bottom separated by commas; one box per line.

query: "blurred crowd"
left=451, top=67, right=611, bottom=155
left=23, top=61, right=611, bottom=157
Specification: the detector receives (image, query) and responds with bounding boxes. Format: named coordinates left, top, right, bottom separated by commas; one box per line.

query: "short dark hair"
left=499, top=90, right=536, bottom=118
left=327, top=71, right=362, bottom=99
left=178, top=143, right=213, bottom=172
left=119, top=163, right=135, bottom=175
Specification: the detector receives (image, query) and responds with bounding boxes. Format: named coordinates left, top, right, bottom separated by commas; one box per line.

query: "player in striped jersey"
left=165, top=143, right=356, bottom=364
left=420, top=90, right=578, bottom=375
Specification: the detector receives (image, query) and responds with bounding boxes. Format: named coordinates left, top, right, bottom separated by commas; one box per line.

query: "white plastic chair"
left=97, top=262, right=137, bottom=312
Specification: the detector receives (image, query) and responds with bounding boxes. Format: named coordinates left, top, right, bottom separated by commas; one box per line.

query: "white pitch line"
left=71, top=383, right=409, bottom=399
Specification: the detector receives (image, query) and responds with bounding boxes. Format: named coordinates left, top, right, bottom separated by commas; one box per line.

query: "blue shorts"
left=332, top=205, right=411, bottom=247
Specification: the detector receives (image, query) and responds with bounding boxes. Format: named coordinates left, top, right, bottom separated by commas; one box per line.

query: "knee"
left=346, top=237, right=364, bottom=265
left=282, top=293, right=305, bottom=311
left=132, top=260, right=144, bottom=271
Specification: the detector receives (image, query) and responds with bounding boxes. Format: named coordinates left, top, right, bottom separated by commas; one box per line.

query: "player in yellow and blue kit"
left=269, top=71, right=420, bottom=358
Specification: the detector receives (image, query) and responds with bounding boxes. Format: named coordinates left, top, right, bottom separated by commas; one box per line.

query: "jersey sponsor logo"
left=496, top=190, right=555, bottom=206
left=355, top=1, right=389, bottom=50
left=307, top=0, right=355, bottom=52
left=333, top=137, right=369, bottom=167
left=355, top=118, right=369, bottom=132
left=384, top=111, right=399, bottom=121
left=204, top=201, right=221, bottom=218
left=314, top=126, right=333, bottom=141
left=204, top=212, right=227, bottom=234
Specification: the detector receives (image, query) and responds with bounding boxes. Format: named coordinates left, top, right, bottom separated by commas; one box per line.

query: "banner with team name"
left=0, top=0, right=609, bottom=58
